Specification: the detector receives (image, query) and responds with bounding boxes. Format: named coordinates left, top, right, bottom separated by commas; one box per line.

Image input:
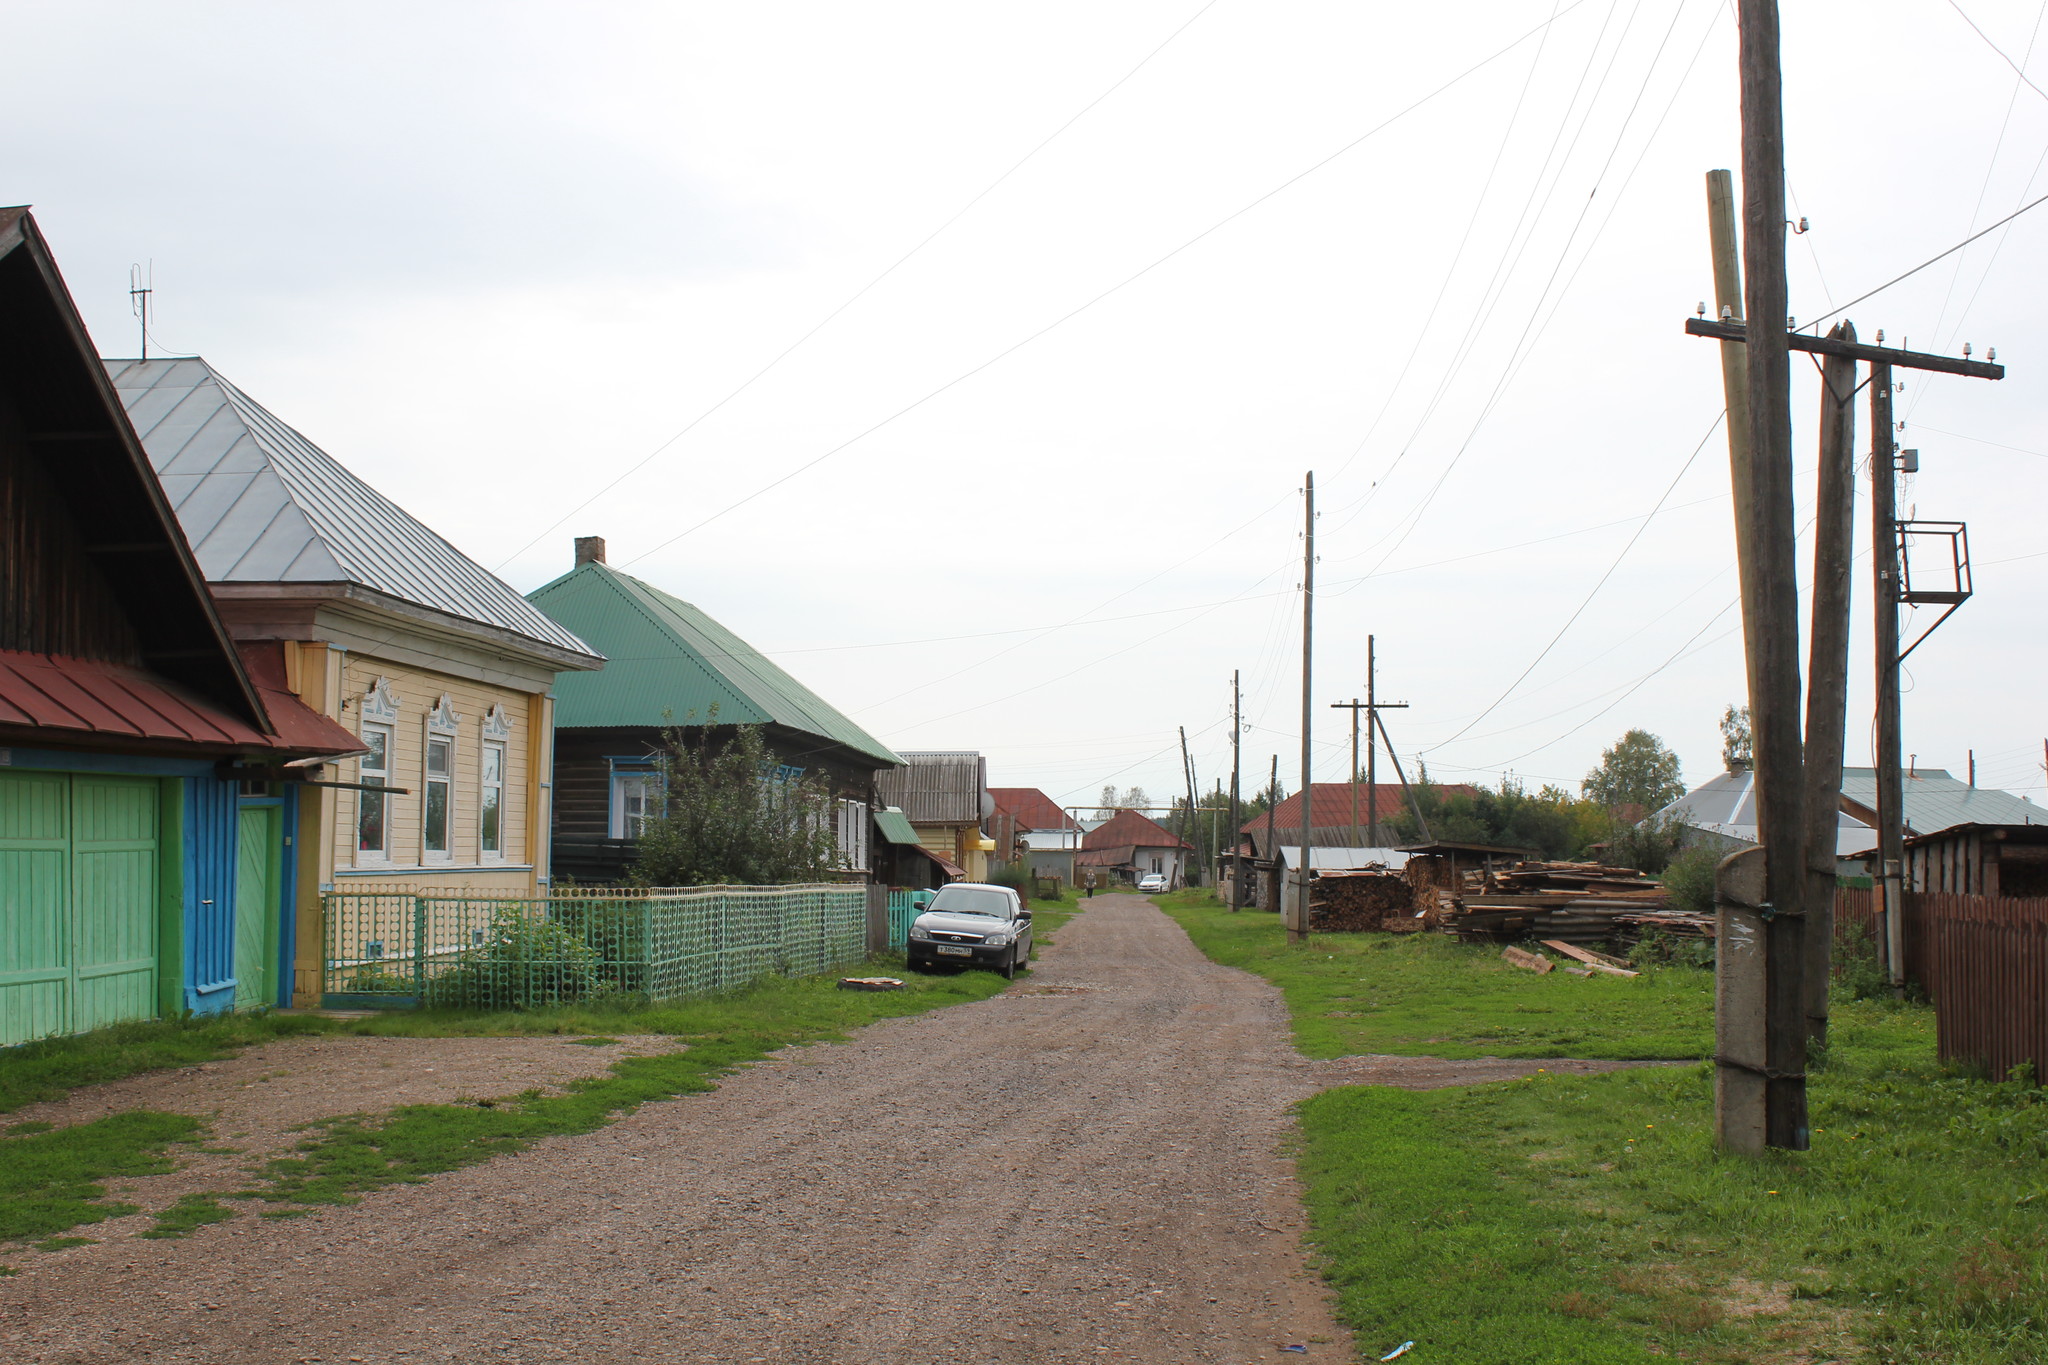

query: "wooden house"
left=874, top=752, right=996, bottom=883
left=526, top=539, right=903, bottom=884
left=1078, top=809, right=1192, bottom=888
left=0, top=208, right=362, bottom=1043
left=106, top=354, right=602, bottom=1006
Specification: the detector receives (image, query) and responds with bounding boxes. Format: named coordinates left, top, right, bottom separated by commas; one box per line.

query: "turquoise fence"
left=323, top=884, right=868, bottom=1008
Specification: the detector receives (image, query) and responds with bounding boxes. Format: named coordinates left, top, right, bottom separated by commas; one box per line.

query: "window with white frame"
left=1151, top=854, right=1163, bottom=873
left=423, top=695, right=461, bottom=861
left=480, top=742, right=505, bottom=858
left=835, top=799, right=870, bottom=870
left=358, top=723, right=392, bottom=858
left=610, top=764, right=658, bottom=838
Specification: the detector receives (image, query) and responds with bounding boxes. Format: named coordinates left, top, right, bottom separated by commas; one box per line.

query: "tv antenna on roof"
left=129, top=261, right=152, bottom=361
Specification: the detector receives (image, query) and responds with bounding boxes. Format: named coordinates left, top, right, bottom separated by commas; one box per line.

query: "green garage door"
left=0, top=771, right=161, bottom=1047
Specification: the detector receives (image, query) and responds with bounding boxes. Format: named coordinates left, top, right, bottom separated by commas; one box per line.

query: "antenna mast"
left=129, top=262, right=153, bottom=361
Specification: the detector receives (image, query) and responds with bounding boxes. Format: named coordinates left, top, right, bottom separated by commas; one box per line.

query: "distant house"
left=874, top=752, right=996, bottom=884
left=989, top=787, right=1083, bottom=880
left=0, top=208, right=362, bottom=1044
left=108, top=355, right=602, bottom=1007
left=1237, top=781, right=1479, bottom=859
left=526, top=538, right=904, bottom=885
left=1079, top=809, right=1192, bottom=887
left=1652, top=767, right=2043, bottom=864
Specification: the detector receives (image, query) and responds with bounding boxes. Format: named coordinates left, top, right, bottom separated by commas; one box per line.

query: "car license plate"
left=935, top=944, right=973, bottom=956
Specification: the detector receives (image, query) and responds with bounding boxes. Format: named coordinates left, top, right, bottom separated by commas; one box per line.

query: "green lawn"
left=1159, top=893, right=1719, bottom=1060
left=1160, top=892, right=2044, bottom=1362
left=1, top=958, right=1007, bottom=1257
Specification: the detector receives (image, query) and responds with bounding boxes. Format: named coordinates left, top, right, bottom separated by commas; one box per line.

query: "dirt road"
left=3, top=896, right=1639, bottom=1363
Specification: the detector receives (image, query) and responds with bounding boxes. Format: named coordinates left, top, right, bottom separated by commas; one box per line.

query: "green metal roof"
left=874, top=808, right=922, bottom=845
left=527, top=562, right=902, bottom=768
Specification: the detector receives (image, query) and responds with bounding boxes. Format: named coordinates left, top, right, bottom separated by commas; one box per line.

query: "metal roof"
left=527, top=562, right=902, bottom=769
left=989, top=787, right=1081, bottom=832
left=1277, top=847, right=1412, bottom=872
left=104, top=358, right=599, bottom=662
left=1243, top=782, right=1481, bottom=835
left=1649, top=767, right=2044, bottom=857
left=874, top=808, right=922, bottom=846
left=875, top=752, right=988, bottom=823
left=1082, top=809, right=1189, bottom=851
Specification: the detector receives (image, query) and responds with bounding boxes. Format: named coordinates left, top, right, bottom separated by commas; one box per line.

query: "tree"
left=1582, top=729, right=1686, bottom=812
left=1093, top=785, right=1152, bottom=819
left=628, top=724, right=840, bottom=887
left=1382, top=776, right=1611, bottom=860
left=1720, top=703, right=1753, bottom=772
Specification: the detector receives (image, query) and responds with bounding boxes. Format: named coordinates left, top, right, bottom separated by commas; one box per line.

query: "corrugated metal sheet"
left=874, top=808, right=922, bottom=846
left=104, top=358, right=598, bottom=661
left=1660, top=768, right=2042, bottom=854
left=0, top=647, right=359, bottom=757
left=989, top=787, right=1080, bottom=832
left=874, top=752, right=986, bottom=824
left=1082, top=808, right=1189, bottom=852
left=529, top=562, right=901, bottom=768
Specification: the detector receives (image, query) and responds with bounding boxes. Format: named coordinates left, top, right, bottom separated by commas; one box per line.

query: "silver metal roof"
left=1277, top=847, right=1412, bottom=871
left=105, top=358, right=598, bottom=661
left=1653, top=767, right=2041, bottom=856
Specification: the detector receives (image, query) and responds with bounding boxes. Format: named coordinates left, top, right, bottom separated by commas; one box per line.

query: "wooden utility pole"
left=1178, top=725, right=1197, bottom=888
left=1293, top=473, right=1315, bottom=943
left=1870, top=361, right=1907, bottom=990
left=1229, top=670, right=1243, bottom=911
left=1265, top=755, right=1279, bottom=913
left=1739, top=0, right=1809, bottom=1152
left=1801, top=323, right=1858, bottom=1047
left=1330, top=638, right=1410, bottom=853
left=1371, top=710, right=1430, bottom=841
left=1330, top=698, right=1366, bottom=850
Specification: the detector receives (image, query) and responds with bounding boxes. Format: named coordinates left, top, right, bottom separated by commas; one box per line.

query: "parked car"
left=1136, top=873, right=1168, bottom=893
left=906, top=882, right=1033, bottom=980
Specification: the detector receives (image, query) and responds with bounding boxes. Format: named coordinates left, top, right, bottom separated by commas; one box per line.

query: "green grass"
left=1300, top=1022, right=2047, bottom=1363
left=1160, top=892, right=1719, bottom=1060
left=141, top=1194, right=236, bottom=1239
left=0, top=1110, right=201, bottom=1241
left=33, top=1237, right=95, bottom=1252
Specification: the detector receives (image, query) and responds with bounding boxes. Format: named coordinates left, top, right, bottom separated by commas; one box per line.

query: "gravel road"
left=3, top=895, right=1645, bottom=1364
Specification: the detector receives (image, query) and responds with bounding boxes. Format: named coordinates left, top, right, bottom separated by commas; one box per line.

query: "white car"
left=1136, top=873, right=1168, bottom=893
left=906, top=883, right=1034, bottom=980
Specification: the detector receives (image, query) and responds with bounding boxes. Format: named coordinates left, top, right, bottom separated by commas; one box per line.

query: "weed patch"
left=141, top=1195, right=236, bottom=1239
left=0, top=1110, right=201, bottom=1242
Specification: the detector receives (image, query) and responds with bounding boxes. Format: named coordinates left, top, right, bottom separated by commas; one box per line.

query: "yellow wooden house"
left=107, top=358, right=603, bottom=1005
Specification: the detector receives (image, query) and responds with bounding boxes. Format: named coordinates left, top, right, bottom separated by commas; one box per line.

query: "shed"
left=1853, top=823, right=2048, bottom=898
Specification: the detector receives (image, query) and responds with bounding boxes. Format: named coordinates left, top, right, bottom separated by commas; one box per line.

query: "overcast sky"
left=10, top=0, right=2048, bottom=810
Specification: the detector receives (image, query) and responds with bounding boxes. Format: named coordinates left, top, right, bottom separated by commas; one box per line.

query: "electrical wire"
left=491, top=0, right=1225, bottom=572
left=618, top=3, right=1593, bottom=565
left=1947, top=0, right=2048, bottom=104
left=1800, top=186, right=2048, bottom=333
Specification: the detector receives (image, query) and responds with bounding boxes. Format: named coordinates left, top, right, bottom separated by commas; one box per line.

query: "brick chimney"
left=574, top=536, right=607, bottom=566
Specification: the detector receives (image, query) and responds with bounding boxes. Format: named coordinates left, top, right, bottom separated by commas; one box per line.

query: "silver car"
left=906, top=883, right=1033, bottom=980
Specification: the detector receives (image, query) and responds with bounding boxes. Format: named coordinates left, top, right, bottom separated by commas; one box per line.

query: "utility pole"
left=1229, top=671, right=1243, bottom=911
left=1265, top=755, right=1279, bottom=913
left=1801, top=323, right=1857, bottom=1049
left=1293, top=472, right=1315, bottom=943
left=1178, top=725, right=1197, bottom=889
left=1329, top=639, right=1410, bottom=853
left=1870, top=362, right=1907, bottom=992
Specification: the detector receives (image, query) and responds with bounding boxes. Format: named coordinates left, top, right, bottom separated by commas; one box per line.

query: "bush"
left=424, top=908, right=604, bottom=1010
left=1659, top=844, right=1719, bottom=916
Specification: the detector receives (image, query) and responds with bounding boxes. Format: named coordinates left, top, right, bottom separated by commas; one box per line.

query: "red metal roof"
left=0, top=647, right=362, bottom=759
left=988, top=787, right=1080, bottom=831
left=1083, top=808, right=1190, bottom=851
left=1242, top=782, right=1480, bottom=835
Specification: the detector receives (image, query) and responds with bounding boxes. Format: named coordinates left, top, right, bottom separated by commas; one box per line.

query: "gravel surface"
left=1, top=895, right=1666, bottom=1363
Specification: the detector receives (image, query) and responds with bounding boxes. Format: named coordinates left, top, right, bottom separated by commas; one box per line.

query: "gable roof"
left=989, top=787, right=1080, bottom=832
left=1242, top=781, right=1480, bottom=835
left=0, top=207, right=268, bottom=737
left=1837, top=766, right=2043, bottom=836
left=1083, top=808, right=1190, bottom=851
left=527, top=560, right=901, bottom=769
left=105, top=357, right=598, bottom=662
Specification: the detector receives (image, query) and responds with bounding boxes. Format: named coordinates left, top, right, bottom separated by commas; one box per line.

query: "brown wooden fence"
left=1921, top=892, right=2048, bottom=1082
left=1831, top=885, right=1930, bottom=987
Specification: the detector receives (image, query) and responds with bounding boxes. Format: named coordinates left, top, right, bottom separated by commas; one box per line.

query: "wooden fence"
left=1832, top=886, right=2048, bottom=1081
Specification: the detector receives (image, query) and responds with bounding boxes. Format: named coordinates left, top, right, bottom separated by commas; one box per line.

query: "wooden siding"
left=0, top=407, right=145, bottom=663
left=330, top=657, right=536, bottom=888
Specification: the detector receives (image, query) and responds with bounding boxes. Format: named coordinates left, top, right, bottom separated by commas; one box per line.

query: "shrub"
left=1658, top=844, right=1719, bottom=916
left=424, top=908, right=604, bottom=1010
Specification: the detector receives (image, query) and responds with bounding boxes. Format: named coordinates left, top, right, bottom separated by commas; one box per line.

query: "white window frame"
left=479, top=739, right=506, bottom=860
left=610, top=764, right=658, bottom=839
left=422, top=695, right=461, bottom=863
left=357, top=721, right=393, bottom=862
left=835, top=799, right=870, bottom=871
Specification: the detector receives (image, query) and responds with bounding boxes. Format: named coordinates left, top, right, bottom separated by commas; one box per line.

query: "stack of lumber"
left=1308, top=868, right=1414, bottom=932
left=1442, top=859, right=1671, bottom=946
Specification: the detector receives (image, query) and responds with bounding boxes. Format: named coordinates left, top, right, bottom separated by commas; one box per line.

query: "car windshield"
left=926, top=886, right=1013, bottom=918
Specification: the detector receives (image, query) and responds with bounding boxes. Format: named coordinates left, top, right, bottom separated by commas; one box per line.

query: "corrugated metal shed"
left=105, top=358, right=597, bottom=660
left=527, top=562, right=901, bottom=769
left=874, top=752, right=988, bottom=824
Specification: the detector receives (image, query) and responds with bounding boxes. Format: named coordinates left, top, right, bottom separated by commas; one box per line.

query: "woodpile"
left=1308, top=867, right=1415, bottom=932
left=1440, top=859, right=1672, bottom=946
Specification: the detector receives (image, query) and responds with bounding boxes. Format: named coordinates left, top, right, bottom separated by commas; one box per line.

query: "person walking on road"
left=1084, top=871, right=1096, bottom=898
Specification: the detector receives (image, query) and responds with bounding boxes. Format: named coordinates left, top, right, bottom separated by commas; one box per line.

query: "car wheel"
left=1000, top=948, right=1016, bottom=981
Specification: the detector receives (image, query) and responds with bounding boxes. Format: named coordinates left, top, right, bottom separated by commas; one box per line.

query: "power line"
left=619, top=2, right=1593, bottom=566
left=1802, top=186, right=2048, bottom=333
left=1947, top=0, right=2048, bottom=104
left=490, top=0, right=1224, bottom=572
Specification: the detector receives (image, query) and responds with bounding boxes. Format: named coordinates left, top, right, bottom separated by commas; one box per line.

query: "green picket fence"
left=323, top=884, right=868, bottom=1008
